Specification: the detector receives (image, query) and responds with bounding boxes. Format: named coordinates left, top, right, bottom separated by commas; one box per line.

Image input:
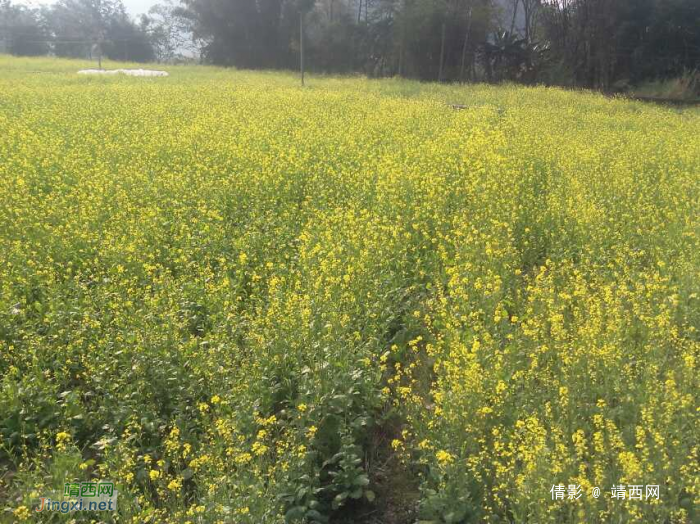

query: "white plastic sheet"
left=78, top=69, right=169, bottom=77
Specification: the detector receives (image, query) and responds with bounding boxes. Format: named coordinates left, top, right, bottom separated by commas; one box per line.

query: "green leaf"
left=181, top=468, right=194, bottom=480
left=353, top=475, right=370, bottom=486
left=284, top=506, right=306, bottom=523
left=331, top=492, right=347, bottom=510
left=305, top=509, right=328, bottom=523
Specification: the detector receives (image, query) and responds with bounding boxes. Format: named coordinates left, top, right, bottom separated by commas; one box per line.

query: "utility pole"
left=438, top=20, right=446, bottom=82
left=94, top=38, right=103, bottom=69
left=300, top=11, right=305, bottom=86
left=460, top=5, right=473, bottom=82
left=398, top=1, right=405, bottom=77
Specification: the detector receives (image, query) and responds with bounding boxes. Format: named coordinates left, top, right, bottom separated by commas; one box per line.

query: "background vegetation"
left=1, top=0, right=699, bottom=91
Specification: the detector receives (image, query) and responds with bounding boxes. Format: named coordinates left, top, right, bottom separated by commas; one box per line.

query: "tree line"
left=1, top=0, right=698, bottom=89
left=0, top=0, right=155, bottom=62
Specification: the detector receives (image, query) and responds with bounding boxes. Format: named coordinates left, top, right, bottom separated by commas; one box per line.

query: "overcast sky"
left=17, top=0, right=160, bottom=17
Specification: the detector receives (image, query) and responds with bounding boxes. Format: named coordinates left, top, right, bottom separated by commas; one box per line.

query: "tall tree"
left=144, top=0, right=199, bottom=62
left=0, top=0, right=50, bottom=56
left=49, top=0, right=122, bottom=62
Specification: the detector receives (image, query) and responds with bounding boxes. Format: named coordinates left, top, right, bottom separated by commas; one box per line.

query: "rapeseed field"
left=1, top=56, right=698, bottom=523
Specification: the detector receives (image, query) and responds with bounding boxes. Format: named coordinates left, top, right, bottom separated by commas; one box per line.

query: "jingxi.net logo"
left=36, top=481, right=118, bottom=513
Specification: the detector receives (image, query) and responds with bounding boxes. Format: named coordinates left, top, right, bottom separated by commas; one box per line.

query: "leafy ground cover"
left=1, top=56, right=698, bottom=523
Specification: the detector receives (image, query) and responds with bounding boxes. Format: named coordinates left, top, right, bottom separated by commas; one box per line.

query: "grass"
left=631, top=70, right=700, bottom=102
left=0, top=55, right=698, bottom=523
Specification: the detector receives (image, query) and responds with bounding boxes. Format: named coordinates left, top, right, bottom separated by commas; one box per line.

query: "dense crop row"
left=1, top=57, right=698, bottom=523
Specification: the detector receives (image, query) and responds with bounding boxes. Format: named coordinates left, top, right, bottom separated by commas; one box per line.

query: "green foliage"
left=0, top=56, right=698, bottom=523
left=632, top=70, right=700, bottom=101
